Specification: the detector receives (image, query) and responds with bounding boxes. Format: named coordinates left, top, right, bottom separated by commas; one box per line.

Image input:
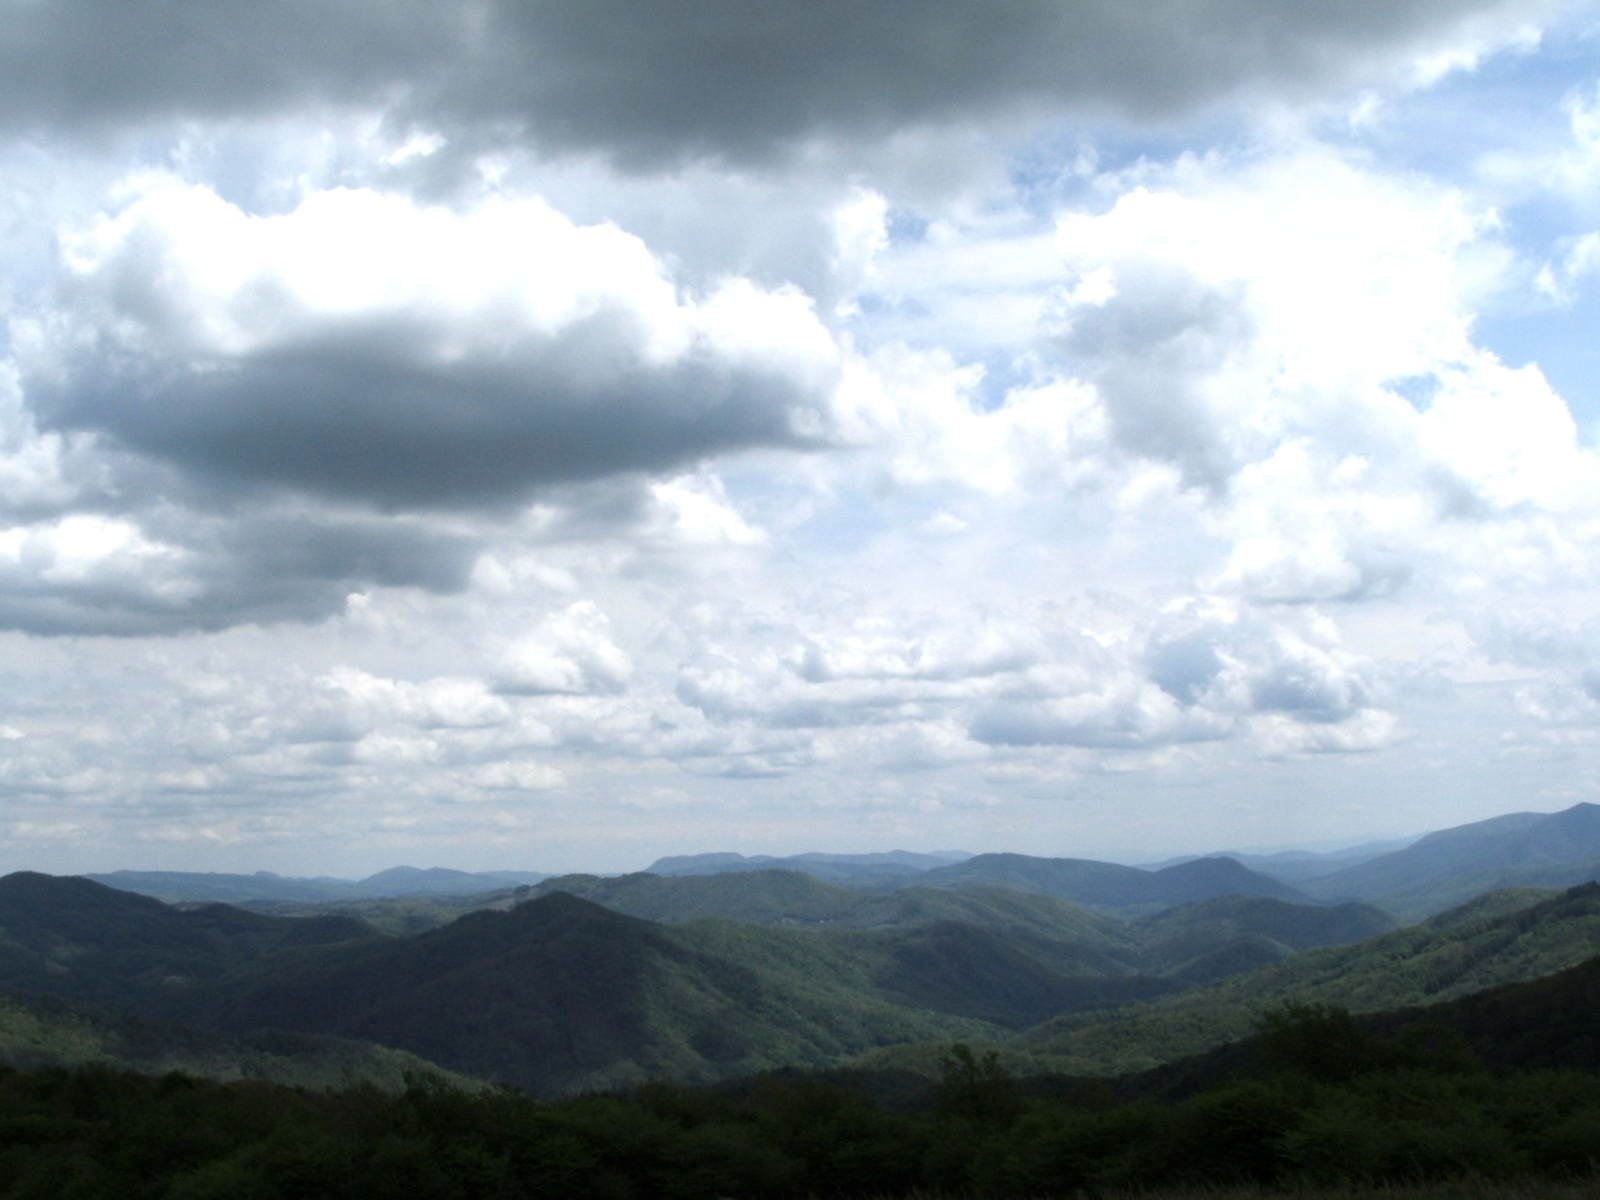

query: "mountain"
left=1303, top=801, right=1600, bottom=917
left=913, top=853, right=1307, bottom=913
left=0, top=868, right=1427, bottom=1101
left=0, top=871, right=379, bottom=1015
left=0, top=987, right=472, bottom=1092
left=1145, top=836, right=1421, bottom=884
left=82, top=865, right=550, bottom=905
left=1018, top=882, right=1600, bottom=1077
left=352, top=866, right=548, bottom=896
left=532, top=869, right=1134, bottom=964
left=531, top=869, right=1384, bottom=981
left=190, top=891, right=999, bottom=1096
left=1131, top=895, right=1395, bottom=982
left=81, top=869, right=366, bottom=904
left=242, top=886, right=532, bottom=936
left=644, top=849, right=969, bottom=884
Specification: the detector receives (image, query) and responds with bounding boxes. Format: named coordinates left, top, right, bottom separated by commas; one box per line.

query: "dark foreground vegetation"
left=5, top=1004, right=1600, bottom=1200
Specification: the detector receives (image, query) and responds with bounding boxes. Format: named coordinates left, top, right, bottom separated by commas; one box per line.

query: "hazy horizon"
left=4, top=3, right=1600, bottom=880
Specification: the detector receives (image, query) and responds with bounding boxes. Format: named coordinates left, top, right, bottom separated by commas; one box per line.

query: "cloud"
left=0, top=1, right=1546, bottom=164
left=969, top=681, right=1223, bottom=749
left=19, top=176, right=842, bottom=510
left=495, top=601, right=633, bottom=696
left=0, top=495, right=484, bottom=634
left=1145, top=602, right=1382, bottom=723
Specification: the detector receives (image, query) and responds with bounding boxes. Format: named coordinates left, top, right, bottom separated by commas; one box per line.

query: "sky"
left=4, top=2, right=1600, bottom=878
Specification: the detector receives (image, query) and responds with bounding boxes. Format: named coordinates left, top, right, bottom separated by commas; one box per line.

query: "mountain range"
left=1296, top=801, right=1600, bottom=916
left=77, top=801, right=1600, bottom=923
left=2, top=799, right=1598, bottom=1099
left=81, top=865, right=550, bottom=905
left=1015, top=883, right=1600, bottom=1077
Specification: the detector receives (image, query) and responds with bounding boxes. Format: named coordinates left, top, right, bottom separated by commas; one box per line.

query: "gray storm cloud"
left=0, top=0, right=1539, bottom=162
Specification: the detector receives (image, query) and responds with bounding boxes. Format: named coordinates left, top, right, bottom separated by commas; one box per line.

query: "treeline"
left=4, top=1006, right=1600, bottom=1199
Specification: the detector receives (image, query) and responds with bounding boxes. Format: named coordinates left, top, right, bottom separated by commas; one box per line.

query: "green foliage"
left=1025, top=884, right=1600, bottom=1077
left=6, top=1051, right=1599, bottom=1198
left=934, top=1043, right=1020, bottom=1125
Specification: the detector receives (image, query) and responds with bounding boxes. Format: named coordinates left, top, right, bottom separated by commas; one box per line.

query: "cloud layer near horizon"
left=2, top=0, right=1599, bottom=874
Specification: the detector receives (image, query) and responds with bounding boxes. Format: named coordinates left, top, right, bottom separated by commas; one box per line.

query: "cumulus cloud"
left=495, top=601, right=633, bottom=696
left=2, top=0, right=1596, bottom=872
left=19, top=176, right=842, bottom=509
left=1145, top=602, right=1383, bottom=723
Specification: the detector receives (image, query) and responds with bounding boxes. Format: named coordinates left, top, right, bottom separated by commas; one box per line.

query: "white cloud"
left=496, top=601, right=634, bottom=696
left=2, top=0, right=1598, bottom=873
left=21, top=175, right=847, bottom=508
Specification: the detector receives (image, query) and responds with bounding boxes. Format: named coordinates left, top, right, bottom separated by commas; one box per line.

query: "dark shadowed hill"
left=0, top=871, right=378, bottom=1014
left=191, top=891, right=998, bottom=1096
left=1303, top=801, right=1600, bottom=917
left=0, top=987, right=473, bottom=1091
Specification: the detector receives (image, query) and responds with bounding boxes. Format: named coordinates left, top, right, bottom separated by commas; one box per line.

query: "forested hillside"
left=1017, top=883, right=1600, bottom=1075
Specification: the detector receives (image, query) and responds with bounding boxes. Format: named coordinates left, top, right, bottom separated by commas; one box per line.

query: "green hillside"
left=0, top=988, right=474, bottom=1091
left=0, top=872, right=380, bottom=1015
left=531, top=869, right=1387, bottom=982
left=1132, top=894, right=1394, bottom=975
left=1018, top=883, right=1599, bottom=1076
left=246, top=887, right=530, bottom=936
left=189, top=892, right=1002, bottom=1096
left=914, top=852, right=1307, bottom=912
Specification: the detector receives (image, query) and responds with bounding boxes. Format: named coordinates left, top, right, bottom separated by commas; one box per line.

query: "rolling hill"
left=0, top=871, right=379, bottom=1015
left=529, top=868, right=1388, bottom=981
left=0, top=987, right=473, bottom=1091
left=1016, top=882, right=1600, bottom=1077
left=188, top=891, right=1003, bottom=1096
left=911, top=852, right=1308, bottom=912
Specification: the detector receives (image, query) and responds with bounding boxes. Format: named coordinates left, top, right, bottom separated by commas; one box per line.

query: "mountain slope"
left=0, top=987, right=472, bottom=1091
left=532, top=869, right=1138, bottom=969
left=1019, top=883, right=1600, bottom=1076
left=191, top=892, right=1000, bottom=1096
left=1134, top=895, right=1395, bottom=967
left=1304, top=802, right=1600, bottom=917
left=914, top=852, right=1307, bottom=912
left=533, top=869, right=1381, bottom=980
left=0, top=872, right=378, bottom=1013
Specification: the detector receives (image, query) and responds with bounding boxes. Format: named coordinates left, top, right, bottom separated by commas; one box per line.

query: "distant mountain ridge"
left=1146, top=836, right=1421, bottom=884
left=531, top=868, right=1388, bottom=981
left=912, top=852, right=1308, bottom=913
left=1302, top=801, right=1600, bottom=916
left=640, top=847, right=1308, bottom=913
left=0, top=869, right=1383, bottom=1098
left=81, top=865, right=549, bottom=905
left=645, top=849, right=970, bottom=884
